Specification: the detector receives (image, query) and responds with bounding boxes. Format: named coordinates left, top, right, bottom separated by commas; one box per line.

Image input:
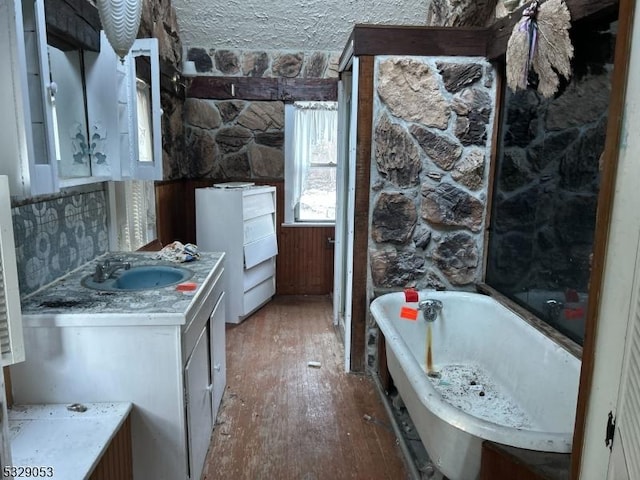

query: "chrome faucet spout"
left=418, top=299, right=443, bottom=322
left=93, top=258, right=131, bottom=283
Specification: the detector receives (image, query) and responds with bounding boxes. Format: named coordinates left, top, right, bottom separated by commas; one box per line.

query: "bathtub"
left=370, top=291, right=581, bottom=480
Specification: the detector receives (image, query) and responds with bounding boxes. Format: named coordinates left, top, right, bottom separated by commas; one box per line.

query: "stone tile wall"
left=139, top=0, right=186, bottom=181
left=184, top=99, right=285, bottom=180
left=367, top=56, right=497, bottom=369
left=11, top=187, right=109, bottom=296
left=186, top=48, right=340, bottom=79
left=183, top=49, right=339, bottom=181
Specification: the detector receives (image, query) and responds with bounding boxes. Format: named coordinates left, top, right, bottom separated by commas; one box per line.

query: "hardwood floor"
left=202, top=295, right=409, bottom=480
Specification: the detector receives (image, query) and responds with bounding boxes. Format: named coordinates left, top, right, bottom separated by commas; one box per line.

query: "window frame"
left=283, top=102, right=338, bottom=227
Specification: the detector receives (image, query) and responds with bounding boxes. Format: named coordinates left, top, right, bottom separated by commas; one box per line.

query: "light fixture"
left=97, top=0, right=143, bottom=62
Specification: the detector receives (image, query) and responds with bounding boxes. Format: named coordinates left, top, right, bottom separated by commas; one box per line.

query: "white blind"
left=116, top=180, right=157, bottom=252
left=0, top=254, right=9, bottom=356
left=618, top=301, right=640, bottom=479
left=0, top=175, right=24, bottom=366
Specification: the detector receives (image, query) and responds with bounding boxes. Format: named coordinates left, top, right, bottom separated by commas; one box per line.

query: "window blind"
left=0, top=175, right=24, bottom=366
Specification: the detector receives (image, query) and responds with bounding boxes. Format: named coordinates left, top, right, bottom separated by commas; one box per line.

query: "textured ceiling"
left=173, top=0, right=430, bottom=52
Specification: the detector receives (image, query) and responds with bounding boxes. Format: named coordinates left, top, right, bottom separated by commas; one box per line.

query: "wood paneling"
left=277, top=225, right=334, bottom=295
left=89, top=415, right=133, bottom=480
left=202, top=296, right=407, bottom=480
left=187, top=77, right=338, bottom=102
left=155, top=180, right=189, bottom=246
left=571, top=0, right=630, bottom=478
left=343, top=25, right=489, bottom=62
left=156, top=179, right=335, bottom=295
left=350, top=56, right=375, bottom=373
left=487, top=0, right=619, bottom=59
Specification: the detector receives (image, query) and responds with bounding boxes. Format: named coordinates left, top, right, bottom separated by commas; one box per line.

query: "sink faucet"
left=418, top=299, right=443, bottom=322
left=93, top=258, right=131, bottom=283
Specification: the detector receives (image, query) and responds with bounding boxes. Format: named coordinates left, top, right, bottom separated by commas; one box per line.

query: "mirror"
left=47, top=45, right=93, bottom=178
left=120, top=38, right=162, bottom=181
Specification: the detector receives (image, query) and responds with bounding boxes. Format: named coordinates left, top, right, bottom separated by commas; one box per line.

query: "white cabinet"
left=0, top=0, right=162, bottom=197
left=10, top=253, right=226, bottom=480
left=196, top=185, right=277, bottom=324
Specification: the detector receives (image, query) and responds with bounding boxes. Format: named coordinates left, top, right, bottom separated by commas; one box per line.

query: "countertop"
left=9, top=402, right=132, bottom=480
left=20, top=252, right=224, bottom=327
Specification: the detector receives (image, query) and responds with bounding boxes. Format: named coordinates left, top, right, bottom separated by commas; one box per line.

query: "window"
left=285, top=101, right=338, bottom=224
left=109, top=180, right=157, bottom=251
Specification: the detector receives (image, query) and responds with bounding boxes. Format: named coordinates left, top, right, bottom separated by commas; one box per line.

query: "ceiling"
left=172, top=0, right=430, bottom=52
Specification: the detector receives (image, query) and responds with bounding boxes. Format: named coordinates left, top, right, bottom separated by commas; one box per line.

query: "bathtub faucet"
left=545, top=299, right=564, bottom=323
left=418, top=299, right=443, bottom=322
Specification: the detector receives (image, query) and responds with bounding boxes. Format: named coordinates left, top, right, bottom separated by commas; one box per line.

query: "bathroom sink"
left=81, top=265, right=194, bottom=292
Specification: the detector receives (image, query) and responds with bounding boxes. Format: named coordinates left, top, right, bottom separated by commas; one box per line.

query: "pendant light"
left=96, top=0, right=143, bottom=62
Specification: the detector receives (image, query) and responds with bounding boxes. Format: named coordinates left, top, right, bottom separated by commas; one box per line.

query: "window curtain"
left=291, top=102, right=338, bottom=210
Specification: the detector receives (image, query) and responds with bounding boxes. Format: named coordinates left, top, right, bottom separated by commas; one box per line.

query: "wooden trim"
left=487, top=0, right=619, bottom=60
left=3, top=367, right=12, bottom=409
left=89, top=414, right=133, bottom=480
left=377, top=330, right=392, bottom=393
left=477, top=284, right=582, bottom=359
left=350, top=56, right=375, bottom=373
left=347, top=25, right=489, bottom=58
left=136, top=239, right=163, bottom=252
left=45, top=0, right=101, bottom=52
left=570, top=0, right=633, bottom=477
left=481, top=62, right=505, bottom=281
left=187, top=77, right=338, bottom=102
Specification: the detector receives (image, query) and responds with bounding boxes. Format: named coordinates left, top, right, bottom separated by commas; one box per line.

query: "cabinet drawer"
left=244, top=213, right=275, bottom=244
left=242, top=191, right=275, bottom=220
left=243, top=258, right=275, bottom=292
left=243, top=277, right=275, bottom=316
left=244, top=233, right=278, bottom=269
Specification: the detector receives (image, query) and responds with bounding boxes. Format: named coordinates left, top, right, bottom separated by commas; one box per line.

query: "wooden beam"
left=487, top=0, right=619, bottom=60
left=350, top=56, right=375, bottom=372
left=349, top=25, right=489, bottom=58
left=187, top=77, right=338, bottom=102
left=45, top=0, right=101, bottom=52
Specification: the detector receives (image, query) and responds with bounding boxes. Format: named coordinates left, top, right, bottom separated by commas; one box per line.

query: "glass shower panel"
left=486, top=19, right=616, bottom=345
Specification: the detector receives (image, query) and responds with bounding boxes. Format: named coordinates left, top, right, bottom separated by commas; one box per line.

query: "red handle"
left=404, top=288, right=419, bottom=303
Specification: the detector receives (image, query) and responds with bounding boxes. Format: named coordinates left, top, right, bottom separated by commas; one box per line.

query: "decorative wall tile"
left=12, top=188, right=109, bottom=296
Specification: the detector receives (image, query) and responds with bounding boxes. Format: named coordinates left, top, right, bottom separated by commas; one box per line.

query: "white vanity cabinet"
left=196, top=185, right=278, bottom=324
left=10, top=252, right=226, bottom=480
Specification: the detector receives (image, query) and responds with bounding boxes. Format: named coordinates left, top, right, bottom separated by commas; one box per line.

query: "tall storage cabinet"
left=196, top=185, right=277, bottom=324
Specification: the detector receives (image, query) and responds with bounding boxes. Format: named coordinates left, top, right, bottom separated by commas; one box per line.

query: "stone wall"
left=427, top=0, right=499, bottom=26
left=186, top=48, right=339, bottom=79
left=367, top=56, right=496, bottom=369
left=139, top=0, right=186, bottom=180
left=184, top=49, right=339, bottom=181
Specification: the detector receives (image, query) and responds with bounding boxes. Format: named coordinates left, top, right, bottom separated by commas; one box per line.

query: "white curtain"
left=291, top=102, right=338, bottom=210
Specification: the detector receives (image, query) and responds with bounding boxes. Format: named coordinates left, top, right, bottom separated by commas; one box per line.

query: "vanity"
left=10, top=252, right=226, bottom=480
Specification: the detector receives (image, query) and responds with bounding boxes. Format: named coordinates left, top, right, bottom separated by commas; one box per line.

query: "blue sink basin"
left=82, top=265, right=194, bottom=292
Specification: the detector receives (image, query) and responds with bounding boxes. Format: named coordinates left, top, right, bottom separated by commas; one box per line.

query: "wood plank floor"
left=202, top=295, right=410, bottom=480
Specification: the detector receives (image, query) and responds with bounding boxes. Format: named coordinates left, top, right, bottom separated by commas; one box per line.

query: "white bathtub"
left=370, top=291, right=581, bottom=480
